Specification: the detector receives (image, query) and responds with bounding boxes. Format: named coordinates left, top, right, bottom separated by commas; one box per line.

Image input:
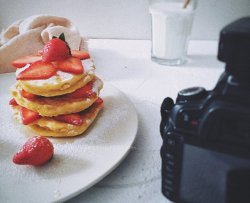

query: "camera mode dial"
left=177, top=87, right=207, bottom=102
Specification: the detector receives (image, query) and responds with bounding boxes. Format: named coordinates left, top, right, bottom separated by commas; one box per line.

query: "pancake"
left=16, top=59, right=95, bottom=97
left=10, top=36, right=104, bottom=139
left=12, top=98, right=104, bottom=137
left=11, top=77, right=103, bottom=117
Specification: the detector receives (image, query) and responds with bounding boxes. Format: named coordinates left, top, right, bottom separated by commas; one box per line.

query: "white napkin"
left=0, top=15, right=87, bottom=73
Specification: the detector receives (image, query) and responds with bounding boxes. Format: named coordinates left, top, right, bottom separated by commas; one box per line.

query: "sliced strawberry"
left=20, top=107, right=40, bottom=125
left=55, top=57, right=84, bottom=74
left=9, top=98, right=18, bottom=106
left=21, top=89, right=39, bottom=100
left=12, top=54, right=42, bottom=68
left=71, top=50, right=90, bottom=60
left=42, top=35, right=71, bottom=62
left=54, top=113, right=83, bottom=126
left=13, top=136, right=54, bottom=166
left=65, top=80, right=95, bottom=99
left=17, top=61, right=57, bottom=80
left=95, top=97, right=104, bottom=105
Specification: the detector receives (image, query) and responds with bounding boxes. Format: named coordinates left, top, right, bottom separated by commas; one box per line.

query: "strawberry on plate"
left=71, top=50, right=90, bottom=60
left=13, top=136, right=54, bottom=166
left=17, top=61, right=57, bottom=80
left=12, top=54, right=42, bottom=68
left=42, top=33, right=71, bottom=62
left=54, top=113, right=83, bottom=126
left=20, top=107, right=40, bottom=125
left=55, top=57, right=84, bottom=74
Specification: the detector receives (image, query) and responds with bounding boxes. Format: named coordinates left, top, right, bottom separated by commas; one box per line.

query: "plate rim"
left=0, top=73, right=138, bottom=202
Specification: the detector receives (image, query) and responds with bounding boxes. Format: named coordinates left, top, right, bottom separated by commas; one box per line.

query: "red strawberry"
left=71, top=50, right=90, bottom=60
left=54, top=113, right=83, bottom=126
left=95, top=97, right=104, bottom=105
left=13, top=136, right=54, bottom=166
left=9, top=98, right=18, bottom=106
left=20, top=107, right=40, bottom=125
left=65, top=81, right=95, bottom=99
left=21, top=89, right=39, bottom=100
left=55, top=57, right=84, bottom=74
left=42, top=34, right=71, bottom=62
left=12, top=54, right=42, bottom=68
left=17, top=61, right=56, bottom=80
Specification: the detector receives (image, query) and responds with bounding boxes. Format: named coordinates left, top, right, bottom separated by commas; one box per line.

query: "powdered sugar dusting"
left=1, top=80, right=137, bottom=203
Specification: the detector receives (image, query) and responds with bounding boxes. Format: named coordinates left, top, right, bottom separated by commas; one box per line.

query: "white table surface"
left=65, top=39, right=224, bottom=203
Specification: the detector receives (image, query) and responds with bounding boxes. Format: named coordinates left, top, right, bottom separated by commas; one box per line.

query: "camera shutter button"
left=177, top=87, right=207, bottom=102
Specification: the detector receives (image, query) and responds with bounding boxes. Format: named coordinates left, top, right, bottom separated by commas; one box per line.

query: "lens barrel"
left=218, top=17, right=250, bottom=77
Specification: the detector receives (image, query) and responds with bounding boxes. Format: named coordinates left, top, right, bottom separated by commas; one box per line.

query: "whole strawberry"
left=42, top=33, right=71, bottom=62
left=13, top=136, right=54, bottom=166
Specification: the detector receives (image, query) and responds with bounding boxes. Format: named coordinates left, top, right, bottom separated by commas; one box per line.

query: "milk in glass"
left=150, top=1, right=195, bottom=65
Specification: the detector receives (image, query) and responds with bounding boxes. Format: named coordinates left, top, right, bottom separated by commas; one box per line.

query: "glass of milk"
left=149, top=0, right=196, bottom=65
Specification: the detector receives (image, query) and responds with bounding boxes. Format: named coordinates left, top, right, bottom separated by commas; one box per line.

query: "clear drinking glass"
left=149, top=0, right=197, bottom=65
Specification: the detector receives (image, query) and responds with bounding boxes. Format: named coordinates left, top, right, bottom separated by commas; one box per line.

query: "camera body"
left=160, top=17, right=250, bottom=203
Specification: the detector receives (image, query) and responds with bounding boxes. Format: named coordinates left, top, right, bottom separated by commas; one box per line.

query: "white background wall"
left=0, top=0, right=249, bottom=40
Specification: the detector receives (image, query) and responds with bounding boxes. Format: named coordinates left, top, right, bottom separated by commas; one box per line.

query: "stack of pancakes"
left=10, top=57, right=104, bottom=137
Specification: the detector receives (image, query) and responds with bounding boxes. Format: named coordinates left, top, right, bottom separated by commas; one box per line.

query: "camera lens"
left=218, top=17, right=250, bottom=78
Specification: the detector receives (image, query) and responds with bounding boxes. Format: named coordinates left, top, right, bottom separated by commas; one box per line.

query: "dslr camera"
left=160, top=17, right=250, bottom=203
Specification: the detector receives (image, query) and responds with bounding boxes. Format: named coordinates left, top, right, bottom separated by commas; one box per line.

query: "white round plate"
left=0, top=73, right=138, bottom=203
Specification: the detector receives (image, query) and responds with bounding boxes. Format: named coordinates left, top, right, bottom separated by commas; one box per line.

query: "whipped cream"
left=92, top=78, right=102, bottom=94
left=82, top=59, right=95, bottom=73
left=16, top=58, right=95, bottom=87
